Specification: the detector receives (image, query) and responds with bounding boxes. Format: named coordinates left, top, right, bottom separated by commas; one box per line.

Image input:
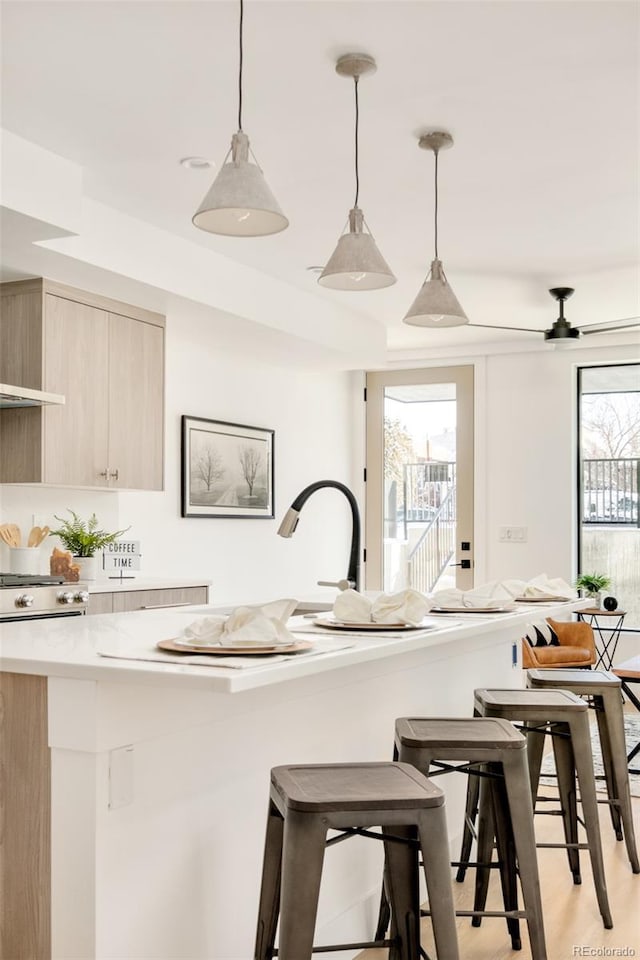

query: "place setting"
left=98, top=599, right=355, bottom=670
left=298, top=588, right=458, bottom=638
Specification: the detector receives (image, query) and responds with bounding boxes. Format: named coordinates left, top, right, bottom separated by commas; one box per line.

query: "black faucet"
left=277, top=480, right=361, bottom=592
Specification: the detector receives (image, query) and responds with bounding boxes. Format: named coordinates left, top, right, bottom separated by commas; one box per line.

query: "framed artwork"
left=181, top=416, right=274, bottom=519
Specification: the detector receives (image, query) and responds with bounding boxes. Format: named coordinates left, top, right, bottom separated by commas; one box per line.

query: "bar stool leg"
left=488, top=771, right=522, bottom=950
left=552, top=731, right=581, bottom=884
left=254, top=802, right=283, bottom=960
left=417, top=805, right=461, bottom=960
left=595, top=708, right=624, bottom=840
left=598, top=699, right=640, bottom=872
left=278, top=810, right=327, bottom=960
left=472, top=773, right=494, bottom=927
left=456, top=771, right=480, bottom=883
left=524, top=723, right=546, bottom=804
left=570, top=717, right=614, bottom=927
left=502, top=751, right=548, bottom=960
left=382, top=824, right=420, bottom=960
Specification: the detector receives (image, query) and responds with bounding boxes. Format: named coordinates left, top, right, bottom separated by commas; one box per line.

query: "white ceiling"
left=1, top=0, right=639, bottom=350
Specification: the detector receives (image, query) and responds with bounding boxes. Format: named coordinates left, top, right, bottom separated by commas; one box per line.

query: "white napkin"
left=182, top=598, right=298, bottom=647
left=371, top=589, right=430, bottom=626
left=333, top=589, right=429, bottom=626
left=333, top=589, right=373, bottom=623
left=431, top=580, right=511, bottom=609
left=500, top=574, right=576, bottom=600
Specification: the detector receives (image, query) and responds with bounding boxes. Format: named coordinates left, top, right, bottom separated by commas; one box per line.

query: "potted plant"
left=49, top=510, right=129, bottom=581
left=574, top=572, right=611, bottom=608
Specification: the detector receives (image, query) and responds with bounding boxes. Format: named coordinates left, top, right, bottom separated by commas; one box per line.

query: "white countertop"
left=88, top=577, right=211, bottom=593
left=0, top=599, right=588, bottom=694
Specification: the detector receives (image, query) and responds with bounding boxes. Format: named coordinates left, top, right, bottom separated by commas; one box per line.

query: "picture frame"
left=181, top=416, right=274, bottom=519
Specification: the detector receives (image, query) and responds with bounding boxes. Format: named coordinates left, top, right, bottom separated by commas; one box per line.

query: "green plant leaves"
left=49, top=510, right=130, bottom=558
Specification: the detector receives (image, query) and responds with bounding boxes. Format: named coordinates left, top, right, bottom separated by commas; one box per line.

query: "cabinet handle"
left=109, top=469, right=119, bottom=481
left=139, top=601, right=195, bottom=610
left=99, top=468, right=109, bottom=479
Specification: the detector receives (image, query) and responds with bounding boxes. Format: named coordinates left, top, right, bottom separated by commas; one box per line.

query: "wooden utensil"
left=0, top=524, right=21, bottom=547
left=0, top=526, right=14, bottom=547
left=28, top=526, right=41, bottom=547
left=7, top=524, right=21, bottom=547
left=37, top=525, right=50, bottom=546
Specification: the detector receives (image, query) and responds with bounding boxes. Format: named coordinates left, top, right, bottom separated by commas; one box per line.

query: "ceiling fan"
left=468, top=287, right=640, bottom=343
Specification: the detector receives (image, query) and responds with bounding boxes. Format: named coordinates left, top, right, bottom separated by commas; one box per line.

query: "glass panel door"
left=578, top=363, right=640, bottom=628
left=365, top=366, right=474, bottom=592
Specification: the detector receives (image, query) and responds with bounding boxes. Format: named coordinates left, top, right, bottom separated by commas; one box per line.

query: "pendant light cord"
left=354, top=76, right=360, bottom=208
left=433, top=147, right=439, bottom=259
left=238, top=0, right=244, bottom=131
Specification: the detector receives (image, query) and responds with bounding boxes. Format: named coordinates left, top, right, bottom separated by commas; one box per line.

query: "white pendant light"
left=192, top=0, right=288, bottom=237
left=403, top=131, right=468, bottom=327
left=319, top=54, right=395, bottom=291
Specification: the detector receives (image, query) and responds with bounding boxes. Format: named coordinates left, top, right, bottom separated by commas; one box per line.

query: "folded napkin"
left=431, top=580, right=511, bottom=609
left=370, top=589, right=430, bottom=626
left=500, top=574, right=576, bottom=600
left=182, top=598, right=298, bottom=647
left=333, top=589, right=429, bottom=626
left=333, top=589, right=373, bottom=623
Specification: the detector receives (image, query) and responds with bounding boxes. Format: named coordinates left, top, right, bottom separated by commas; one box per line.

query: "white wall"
left=482, top=341, right=638, bottom=587
left=1, top=318, right=637, bottom=615
left=0, top=305, right=361, bottom=604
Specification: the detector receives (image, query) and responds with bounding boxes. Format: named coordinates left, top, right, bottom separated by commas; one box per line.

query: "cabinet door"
left=43, top=296, right=110, bottom=486
left=107, top=313, right=164, bottom=490
left=87, top=593, right=115, bottom=615
left=112, top=587, right=209, bottom=612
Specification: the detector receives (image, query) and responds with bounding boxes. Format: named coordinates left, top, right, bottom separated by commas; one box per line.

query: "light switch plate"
left=499, top=526, right=528, bottom=542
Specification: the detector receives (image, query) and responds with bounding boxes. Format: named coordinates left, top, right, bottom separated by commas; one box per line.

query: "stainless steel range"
left=0, top=573, right=89, bottom=622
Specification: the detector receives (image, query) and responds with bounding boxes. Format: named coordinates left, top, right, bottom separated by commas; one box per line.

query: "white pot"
left=9, top=547, right=41, bottom=575
left=74, top=556, right=98, bottom=581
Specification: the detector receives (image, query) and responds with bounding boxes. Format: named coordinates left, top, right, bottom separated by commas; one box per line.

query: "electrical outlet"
left=499, top=526, right=528, bottom=542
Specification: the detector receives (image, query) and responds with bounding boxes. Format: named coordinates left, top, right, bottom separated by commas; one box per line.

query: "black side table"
left=577, top=608, right=627, bottom=670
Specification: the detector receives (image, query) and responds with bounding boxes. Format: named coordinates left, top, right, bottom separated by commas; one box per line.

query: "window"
left=578, top=363, right=640, bottom=629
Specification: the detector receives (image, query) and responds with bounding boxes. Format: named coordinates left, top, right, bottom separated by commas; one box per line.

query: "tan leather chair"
left=522, top=618, right=596, bottom=669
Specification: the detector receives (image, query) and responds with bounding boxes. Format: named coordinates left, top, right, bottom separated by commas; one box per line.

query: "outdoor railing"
left=404, top=461, right=456, bottom=522
left=407, top=484, right=456, bottom=594
left=582, top=458, right=639, bottom=525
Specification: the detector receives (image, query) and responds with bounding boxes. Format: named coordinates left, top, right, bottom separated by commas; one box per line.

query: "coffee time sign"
left=103, top=540, right=141, bottom=573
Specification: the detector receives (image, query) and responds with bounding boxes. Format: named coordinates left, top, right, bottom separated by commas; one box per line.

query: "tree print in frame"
left=181, top=416, right=274, bottom=518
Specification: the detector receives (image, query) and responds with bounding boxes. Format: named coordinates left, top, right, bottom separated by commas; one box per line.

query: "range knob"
left=74, top=591, right=90, bottom=604
left=57, top=591, right=75, bottom=605
left=15, top=594, right=35, bottom=608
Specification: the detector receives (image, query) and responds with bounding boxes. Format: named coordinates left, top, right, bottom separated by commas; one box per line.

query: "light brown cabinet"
left=87, top=585, right=209, bottom=615
left=0, top=279, right=165, bottom=490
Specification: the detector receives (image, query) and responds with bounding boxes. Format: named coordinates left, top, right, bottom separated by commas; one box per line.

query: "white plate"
left=157, top=638, right=313, bottom=656
left=430, top=605, right=513, bottom=614
left=514, top=595, right=571, bottom=603
left=312, top=618, right=429, bottom=631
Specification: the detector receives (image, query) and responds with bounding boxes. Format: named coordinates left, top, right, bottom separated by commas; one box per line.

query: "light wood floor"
left=357, top=790, right=640, bottom=960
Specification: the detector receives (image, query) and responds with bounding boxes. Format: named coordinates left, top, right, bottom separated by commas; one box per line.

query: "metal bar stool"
left=376, top=717, right=547, bottom=960
left=457, top=688, right=613, bottom=928
left=527, top=668, right=640, bottom=874
left=254, top=761, right=459, bottom=960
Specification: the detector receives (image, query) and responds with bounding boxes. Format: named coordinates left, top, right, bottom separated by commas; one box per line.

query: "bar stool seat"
left=458, top=687, right=613, bottom=928
left=527, top=668, right=640, bottom=874
left=376, top=716, right=547, bottom=960
left=254, top=761, right=459, bottom=960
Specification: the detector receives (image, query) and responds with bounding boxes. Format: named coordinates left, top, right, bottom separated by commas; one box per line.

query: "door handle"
left=449, top=559, right=472, bottom=569
left=139, top=601, right=195, bottom=610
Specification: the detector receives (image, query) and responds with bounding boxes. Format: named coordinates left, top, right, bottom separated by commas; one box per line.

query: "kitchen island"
left=0, top=600, right=586, bottom=960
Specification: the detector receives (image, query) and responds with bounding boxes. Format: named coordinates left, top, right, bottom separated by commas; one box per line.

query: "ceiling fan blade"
left=578, top=316, right=640, bottom=335
left=467, top=322, right=542, bottom=333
